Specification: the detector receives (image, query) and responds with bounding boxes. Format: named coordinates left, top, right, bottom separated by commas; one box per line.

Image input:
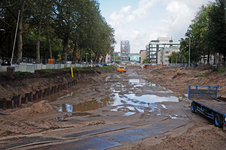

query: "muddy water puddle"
left=52, top=76, right=179, bottom=117
left=128, top=79, right=157, bottom=87
left=56, top=93, right=178, bottom=116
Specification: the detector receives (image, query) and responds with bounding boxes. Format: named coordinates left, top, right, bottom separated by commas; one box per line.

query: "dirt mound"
left=195, top=64, right=212, bottom=71
left=10, top=100, right=58, bottom=118
left=146, top=124, right=226, bottom=150
left=0, top=101, right=59, bottom=137
left=172, top=72, right=186, bottom=79
left=29, top=100, right=58, bottom=115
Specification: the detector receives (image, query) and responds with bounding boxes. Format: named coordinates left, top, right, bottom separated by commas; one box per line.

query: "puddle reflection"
left=55, top=78, right=178, bottom=116
left=123, top=112, right=136, bottom=116
left=129, top=79, right=157, bottom=87
left=57, top=93, right=178, bottom=114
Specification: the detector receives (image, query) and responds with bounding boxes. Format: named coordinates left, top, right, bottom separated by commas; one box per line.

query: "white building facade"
left=147, top=37, right=180, bottom=65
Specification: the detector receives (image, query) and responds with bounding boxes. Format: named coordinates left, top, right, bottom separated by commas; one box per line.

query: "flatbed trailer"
left=188, top=85, right=226, bottom=130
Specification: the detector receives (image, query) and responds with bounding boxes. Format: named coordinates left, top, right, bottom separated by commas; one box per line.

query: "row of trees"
left=0, top=0, right=116, bottom=64
left=169, top=0, right=226, bottom=64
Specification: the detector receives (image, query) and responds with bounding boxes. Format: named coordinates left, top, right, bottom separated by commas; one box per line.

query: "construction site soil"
left=0, top=64, right=226, bottom=150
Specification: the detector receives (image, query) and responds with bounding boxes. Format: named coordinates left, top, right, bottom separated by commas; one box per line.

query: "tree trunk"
left=94, top=52, right=97, bottom=63
left=62, top=38, right=69, bottom=64
left=90, top=51, right=92, bottom=64
left=46, top=23, right=52, bottom=59
left=207, top=48, right=210, bottom=64
left=72, top=36, right=79, bottom=64
left=36, top=21, right=41, bottom=64
left=80, top=49, right=83, bottom=63
left=97, top=54, right=100, bottom=63
left=17, top=2, right=24, bottom=64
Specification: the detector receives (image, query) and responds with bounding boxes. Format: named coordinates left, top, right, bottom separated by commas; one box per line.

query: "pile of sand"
left=0, top=101, right=59, bottom=137
left=29, top=100, right=58, bottom=115
left=152, top=125, right=226, bottom=150
left=132, top=124, right=226, bottom=150
left=195, top=64, right=212, bottom=71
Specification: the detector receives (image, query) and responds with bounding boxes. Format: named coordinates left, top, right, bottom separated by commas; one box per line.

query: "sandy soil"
left=0, top=64, right=226, bottom=150
left=140, top=65, right=226, bottom=98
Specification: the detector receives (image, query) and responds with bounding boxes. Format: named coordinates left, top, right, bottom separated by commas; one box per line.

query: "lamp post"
left=189, top=37, right=190, bottom=67
left=11, top=10, right=20, bottom=66
left=86, top=53, right=87, bottom=64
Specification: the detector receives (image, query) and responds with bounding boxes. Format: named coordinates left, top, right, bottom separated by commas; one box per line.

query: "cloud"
left=166, top=1, right=195, bottom=38
left=110, top=6, right=132, bottom=28
left=109, top=0, right=158, bottom=27
left=108, top=0, right=215, bottom=53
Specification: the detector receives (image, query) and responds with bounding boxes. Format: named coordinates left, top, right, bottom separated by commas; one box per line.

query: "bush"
left=218, top=67, right=226, bottom=73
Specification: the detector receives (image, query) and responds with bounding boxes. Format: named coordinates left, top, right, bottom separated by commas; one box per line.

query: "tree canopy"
left=0, top=0, right=116, bottom=64
left=169, top=0, right=226, bottom=64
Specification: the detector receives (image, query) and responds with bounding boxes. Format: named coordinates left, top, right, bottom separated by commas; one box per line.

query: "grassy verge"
left=102, top=65, right=116, bottom=72
left=218, top=67, right=226, bottom=73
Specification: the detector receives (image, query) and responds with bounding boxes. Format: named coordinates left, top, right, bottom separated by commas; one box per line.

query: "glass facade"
left=130, top=54, right=140, bottom=62
left=121, top=40, right=130, bottom=61
left=111, top=52, right=120, bottom=62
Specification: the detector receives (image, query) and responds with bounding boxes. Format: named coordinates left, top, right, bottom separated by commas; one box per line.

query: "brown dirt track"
left=0, top=64, right=226, bottom=150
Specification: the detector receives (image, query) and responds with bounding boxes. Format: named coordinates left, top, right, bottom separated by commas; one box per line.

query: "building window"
left=150, top=47, right=157, bottom=51
left=165, top=45, right=171, bottom=48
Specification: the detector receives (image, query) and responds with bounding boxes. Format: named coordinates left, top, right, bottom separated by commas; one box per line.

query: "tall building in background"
left=120, top=40, right=130, bottom=62
left=146, top=37, right=180, bottom=65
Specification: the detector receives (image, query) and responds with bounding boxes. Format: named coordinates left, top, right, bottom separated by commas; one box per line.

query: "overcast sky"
left=98, top=0, right=215, bottom=53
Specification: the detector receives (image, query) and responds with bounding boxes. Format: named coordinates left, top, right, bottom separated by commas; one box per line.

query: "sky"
left=98, top=0, right=215, bottom=53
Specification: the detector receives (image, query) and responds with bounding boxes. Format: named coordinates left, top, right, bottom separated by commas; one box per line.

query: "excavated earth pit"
left=0, top=66, right=226, bottom=150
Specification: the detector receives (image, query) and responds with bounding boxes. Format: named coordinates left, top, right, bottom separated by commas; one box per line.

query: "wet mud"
left=0, top=65, right=226, bottom=150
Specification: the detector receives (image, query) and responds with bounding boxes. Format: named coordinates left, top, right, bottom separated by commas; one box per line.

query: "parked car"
left=117, top=66, right=126, bottom=72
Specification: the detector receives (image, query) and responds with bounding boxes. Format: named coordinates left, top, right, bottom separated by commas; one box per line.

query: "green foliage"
left=15, top=71, right=30, bottom=74
left=0, top=0, right=115, bottom=63
left=143, top=58, right=149, bottom=63
left=218, top=67, right=226, bottom=73
left=102, top=65, right=115, bottom=72
left=181, top=1, right=226, bottom=63
left=194, top=72, right=209, bottom=78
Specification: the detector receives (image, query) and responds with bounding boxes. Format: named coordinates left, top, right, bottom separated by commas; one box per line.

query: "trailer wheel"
left=191, top=102, right=197, bottom=113
left=214, top=114, right=223, bottom=128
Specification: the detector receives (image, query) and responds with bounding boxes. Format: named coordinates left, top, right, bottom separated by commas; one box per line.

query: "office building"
left=121, top=40, right=130, bottom=62
left=147, top=37, right=180, bottom=65
left=140, top=50, right=146, bottom=63
left=111, top=52, right=121, bottom=63
left=130, top=53, right=140, bottom=62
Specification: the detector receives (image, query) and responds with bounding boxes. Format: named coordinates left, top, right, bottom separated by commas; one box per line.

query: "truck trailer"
left=188, top=85, right=226, bottom=130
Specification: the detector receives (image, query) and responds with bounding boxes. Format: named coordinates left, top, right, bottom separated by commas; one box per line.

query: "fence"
left=0, top=59, right=108, bottom=73
left=167, top=63, right=186, bottom=68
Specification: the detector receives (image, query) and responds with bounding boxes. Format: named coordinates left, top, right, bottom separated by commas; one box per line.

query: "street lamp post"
left=11, top=10, right=20, bottom=66
left=189, top=37, right=190, bottom=67
left=86, top=53, right=87, bottom=64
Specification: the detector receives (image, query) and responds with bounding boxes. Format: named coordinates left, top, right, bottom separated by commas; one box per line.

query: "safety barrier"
left=0, top=63, right=109, bottom=73
left=0, top=79, right=78, bottom=110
